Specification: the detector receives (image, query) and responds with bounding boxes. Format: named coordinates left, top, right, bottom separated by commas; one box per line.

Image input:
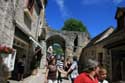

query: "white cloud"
left=82, top=0, right=124, bottom=5
left=82, top=0, right=101, bottom=5
left=82, top=0, right=108, bottom=5
left=113, top=0, right=123, bottom=4
left=54, top=0, right=69, bottom=18
left=55, top=0, right=64, bottom=9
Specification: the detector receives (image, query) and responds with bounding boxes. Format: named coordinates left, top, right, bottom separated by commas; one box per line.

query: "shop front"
left=11, top=27, right=32, bottom=80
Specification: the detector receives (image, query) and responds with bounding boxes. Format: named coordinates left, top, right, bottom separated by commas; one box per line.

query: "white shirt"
left=99, top=80, right=109, bottom=83
left=70, top=61, right=79, bottom=79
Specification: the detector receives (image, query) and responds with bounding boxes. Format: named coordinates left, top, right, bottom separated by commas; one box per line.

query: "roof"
left=86, top=27, right=114, bottom=47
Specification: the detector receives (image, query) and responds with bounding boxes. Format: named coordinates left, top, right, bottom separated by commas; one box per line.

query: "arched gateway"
left=45, top=30, right=90, bottom=59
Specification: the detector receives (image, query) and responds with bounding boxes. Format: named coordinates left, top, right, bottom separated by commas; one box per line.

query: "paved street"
left=9, top=79, right=70, bottom=83
left=9, top=69, right=70, bottom=83
left=9, top=68, right=45, bottom=83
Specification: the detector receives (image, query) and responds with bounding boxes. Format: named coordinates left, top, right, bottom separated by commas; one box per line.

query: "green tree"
left=61, top=18, right=87, bottom=32
left=53, top=44, right=64, bottom=55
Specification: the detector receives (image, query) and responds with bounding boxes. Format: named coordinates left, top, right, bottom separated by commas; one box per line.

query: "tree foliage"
left=53, top=44, right=64, bottom=55
left=61, top=18, right=87, bottom=32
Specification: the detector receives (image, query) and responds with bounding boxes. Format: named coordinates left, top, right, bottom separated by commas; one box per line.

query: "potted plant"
left=0, top=45, right=13, bottom=54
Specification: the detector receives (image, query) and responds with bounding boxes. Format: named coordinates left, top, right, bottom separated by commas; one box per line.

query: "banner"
left=3, top=49, right=16, bottom=71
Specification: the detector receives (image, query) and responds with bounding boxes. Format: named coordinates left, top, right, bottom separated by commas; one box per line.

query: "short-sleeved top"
left=70, top=61, right=79, bottom=79
left=74, top=72, right=98, bottom=83
left=47, top=64, right=57, bottom=80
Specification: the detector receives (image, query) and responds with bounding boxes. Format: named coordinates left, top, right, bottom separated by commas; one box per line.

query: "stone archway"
left=46, top=35, right=66, bottom=57
left=45, top=30, right=90, bottom=59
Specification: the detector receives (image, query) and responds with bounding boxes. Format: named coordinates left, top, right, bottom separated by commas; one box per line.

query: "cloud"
left=113, top=0, right=123, bottom=4
left=82, top=0, right=108, bottom=5
left=82, top=0, right=124, bottom=5
left=54, top=0, right=69, bottom=18
left=82, top=0, right=101, bottom=5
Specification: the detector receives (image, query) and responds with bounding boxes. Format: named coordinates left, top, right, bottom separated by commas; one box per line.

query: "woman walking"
left=45, top=56, right=57, bottom=83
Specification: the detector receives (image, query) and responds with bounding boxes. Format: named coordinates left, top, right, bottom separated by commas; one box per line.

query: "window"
left=35, top=0, right=42, bottom=15
left=36, top=0, right=43, bottom=9
left=24, top=0, right=34, bottom=14
left=73, top=36, right=78, bottom=52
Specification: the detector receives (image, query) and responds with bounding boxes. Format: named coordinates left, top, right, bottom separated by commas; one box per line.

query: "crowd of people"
left=0, top=45, right=109, bottom=83
left=44, top=46, right=109, bottom=83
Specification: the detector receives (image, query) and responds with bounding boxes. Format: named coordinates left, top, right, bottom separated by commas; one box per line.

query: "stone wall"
left=0, top=0, right=15, bottom=47
left=14, top=0, right=40, bottom=38
left=0, top=0, right=47, bottom=78
left=79, top=27, right=114, bottom=77
left=46, top=30, right=90, bottom=58
left=13, top=0, right=47, bottom=74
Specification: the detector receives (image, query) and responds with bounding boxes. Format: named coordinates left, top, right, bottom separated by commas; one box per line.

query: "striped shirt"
left=57, top=60, right=64, bottom=69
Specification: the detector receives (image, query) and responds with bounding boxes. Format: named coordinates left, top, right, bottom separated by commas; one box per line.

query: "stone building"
left=79, top=27, right=114, bottom=73
left=79, top=7, right=125, bottom=82
left=103, top=7, right=125, bottom=82
left=0, top=0, right=47, bottom=79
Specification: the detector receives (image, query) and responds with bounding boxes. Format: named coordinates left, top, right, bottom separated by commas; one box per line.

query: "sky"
left=45, top=0, right=125, bottom=38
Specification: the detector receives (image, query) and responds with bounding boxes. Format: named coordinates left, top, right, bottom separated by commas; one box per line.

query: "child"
left=98, top=67, right=109, bottom=83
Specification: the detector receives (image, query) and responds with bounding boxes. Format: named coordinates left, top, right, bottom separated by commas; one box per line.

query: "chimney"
left=115, top=7, right=125, bottom=30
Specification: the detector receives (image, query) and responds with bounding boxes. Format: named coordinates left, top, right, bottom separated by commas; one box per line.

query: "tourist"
left=98, top=67, right=109, bottom=83
left=66, top=56, right=79, bottom=83
left=45, top=56, right=57, bottom=83
left=17, top=55, right=26, bottom=81
left=74, top=59, right=100, bottom=83
left=64, top=57, right=72, bottom=71
left=35, top=46, right=42, bottom=67
left=46, top=46, right=53, bottom=63
left=57, top=56, right=64, bottom=83
left=64, top=57, right=72, bottom=82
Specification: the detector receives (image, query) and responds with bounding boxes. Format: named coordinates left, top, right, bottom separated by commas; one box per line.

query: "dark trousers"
left=57, top=71, right=62, bottom=83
